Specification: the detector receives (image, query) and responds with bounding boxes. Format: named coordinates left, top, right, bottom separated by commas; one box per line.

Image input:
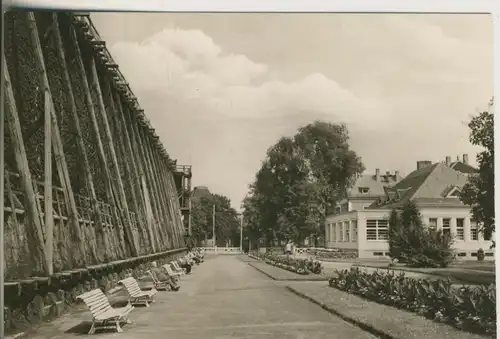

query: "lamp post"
left=240, top=213, right=244, bottom=253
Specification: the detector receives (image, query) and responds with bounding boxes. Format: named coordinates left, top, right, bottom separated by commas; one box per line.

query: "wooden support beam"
left=122, top=103, right=157, bottom=253
left=105, top=63, right=119, bottom=69
left=112, top=90, right=152, bottom=255
left=28, top=12, right=88, bottom=269
left=52, top=12, right=105, bottom=263
left=69, top=23, right=123, bottom=260
left=144, top=136, right=172, bottom=249
left=4, top=57, right=48, bottom=275
left=88, top=57, right=138, bottom=257
left=42, top=38, right=54, bottom=275
left=100, top=75, right=141, bottom=256
left=154, top=148, right=182, bottom=248
left=129, top=113, right=163, bottom=251
left=163, top=160, right=185, bottom=247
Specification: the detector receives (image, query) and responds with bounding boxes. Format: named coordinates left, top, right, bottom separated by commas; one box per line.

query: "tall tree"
left=191, top=191, right=240, bottom=246
left=459, top=99, right=494, bottom=246
left=244, top=121, right=364, bottom=246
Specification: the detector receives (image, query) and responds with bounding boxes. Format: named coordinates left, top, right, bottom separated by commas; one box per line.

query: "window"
left=358, top=187, right=369, bottom=194
left=442, top=218, right=451, bottom=236
left=352, top=220, right=358, bottom=242
left=471, top=220, right=478, bottom=240
left=339, top=223, right=344, bottom=242
left=428, top=218, right=437, bottom=231
left=344, top=221, right=350, bottom=242
left=332, top=223, right=336, bottom=242
left=325, top=224, right=330, bottom=242
left=457, top=252, right=466, bottom=257
left=373, top=252, right=384, bottom=256
left=366, top=219, right=389, bottom=240
left=456, top=218, right=464, bottom=240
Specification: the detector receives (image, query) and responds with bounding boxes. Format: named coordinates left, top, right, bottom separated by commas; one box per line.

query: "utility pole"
left=240, top=213, right=244, bottom=253
left=212, top=204, right=216, bottom=247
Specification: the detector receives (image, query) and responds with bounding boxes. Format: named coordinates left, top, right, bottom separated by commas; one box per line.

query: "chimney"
left=463, top=154, right=469, bottom=164
left=417, top=161, right=432, bottom=170
left=375, top=168, right=380, bottom=181
left=445, top=156, right=451, bottom=166
left=395, top=170, right=400, bottom=178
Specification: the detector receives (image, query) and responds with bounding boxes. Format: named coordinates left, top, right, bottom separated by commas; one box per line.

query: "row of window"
left=326, top=220, right=358, bottom=242
left=327, top=218, right=489, bottom=242
left=428, top=218, right=488, bottom=241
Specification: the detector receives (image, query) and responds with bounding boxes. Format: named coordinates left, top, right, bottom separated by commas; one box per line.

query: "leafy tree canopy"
left=459, top=98, right=495, bottom=246
left=243, top=121, right=364, bottom=245
left=191, top=191, right=240, bottom=246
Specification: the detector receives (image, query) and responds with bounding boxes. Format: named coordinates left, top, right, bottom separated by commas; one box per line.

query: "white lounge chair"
left=163, top=264, right=183, bottom=278
left=76, top=288, right=134, bottom=334
left=118, top=277, right=157, bottom=307
left=147, top=270, right=169, bottom=291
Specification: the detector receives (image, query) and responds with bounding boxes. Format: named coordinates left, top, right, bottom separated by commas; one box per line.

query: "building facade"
left=325, top=155, right=495, bottom=260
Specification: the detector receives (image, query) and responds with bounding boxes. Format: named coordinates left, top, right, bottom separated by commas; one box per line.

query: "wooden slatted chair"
left=118, top=277, right=157, bottom=307
left=146, top=270, right=169, bottom=291
left=171, top=261, right=187, bottom=274
left=76, top=288, right=134, bottom=334
left=163, top=264, right=183, bottom=278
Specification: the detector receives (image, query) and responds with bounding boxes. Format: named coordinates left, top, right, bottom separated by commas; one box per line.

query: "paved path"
left=22, top=255, right=378, bottom=339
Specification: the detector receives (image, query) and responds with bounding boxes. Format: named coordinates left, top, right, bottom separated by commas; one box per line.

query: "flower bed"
left=313, top=249, right=358, bottom=260
left=251, top=252, right=323, bottom=275
left=329, top=267, right=496, bottom=337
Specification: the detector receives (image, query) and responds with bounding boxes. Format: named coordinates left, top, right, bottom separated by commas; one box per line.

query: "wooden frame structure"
left=3, top=11, right=189, bottom=280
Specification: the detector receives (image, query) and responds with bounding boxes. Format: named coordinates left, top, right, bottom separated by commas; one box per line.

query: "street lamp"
left=240, top=213, right=244, bottom=253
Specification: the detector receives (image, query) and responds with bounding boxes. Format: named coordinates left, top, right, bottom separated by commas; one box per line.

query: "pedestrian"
left=177, top=256, right=192, bottom=274
left=150, top=261, right=180, bottom=291
left=285, top=241, right=292, bottom=256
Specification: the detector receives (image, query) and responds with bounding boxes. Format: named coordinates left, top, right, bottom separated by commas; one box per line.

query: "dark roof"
left=369, top=162, right=470, bottom=209
left=191, top=186, right=212, bottom=200
left=450, top=161, right=478, bottom=174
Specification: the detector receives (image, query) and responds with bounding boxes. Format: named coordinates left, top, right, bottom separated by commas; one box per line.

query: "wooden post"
left=145, top=138, right=173, bottom=249
left=136, top=126, right=168, bottom=250
left=112, top=91, right=151, bottom=254
left=102, top=78, right=140, bottom=253
left=121, top=105, right=157, bottom=252
left=4, top=57, right=48, bottom=275
left=43, top=51, right=54, bottom=275
left=68, top=24, right=126, bottom=258
left=52, top=13, right=105, bottom=262
left=161, top=160, right=184, bottom=247
left=127, top=112, right=163, bottom=251
left=88, top=58, right=138, bottom=257
left=28, top=12, right=87, bottom=268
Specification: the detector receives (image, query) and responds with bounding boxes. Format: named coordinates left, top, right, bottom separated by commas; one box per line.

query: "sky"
left=91, top=13, right=493, bottom=209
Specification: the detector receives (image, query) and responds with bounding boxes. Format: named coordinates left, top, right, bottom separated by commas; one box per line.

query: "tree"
left=190, top=192, right=240, bottom=247
left=459, top=98, right=495, bottom=246
left=388, top=201, right=455, bottom=268
left=243, top=121, right=364, bottom=246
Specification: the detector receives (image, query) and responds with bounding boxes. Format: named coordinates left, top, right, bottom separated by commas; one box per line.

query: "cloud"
left=101, top=15, right=492, bottom=207
left=110, top=28, right=382, bottom=125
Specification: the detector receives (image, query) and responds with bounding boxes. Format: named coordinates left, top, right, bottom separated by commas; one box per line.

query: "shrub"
left=329, top=267, right=496, bottom=336
left=477, top=248, right=485, bottom=261
left=389, top=202, right=455, bottom=268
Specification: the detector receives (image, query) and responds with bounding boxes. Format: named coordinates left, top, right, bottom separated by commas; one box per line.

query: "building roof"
left=191, top=186, right=212, bottom=200
left=369, top=162, right=471, bottom=209
left=449, top=161, right=478, bottom=174
left=346, top=172, right=401, bottom=200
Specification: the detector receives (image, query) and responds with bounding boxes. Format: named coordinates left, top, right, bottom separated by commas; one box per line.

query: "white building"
left=325, top=155, right=495, bottom=260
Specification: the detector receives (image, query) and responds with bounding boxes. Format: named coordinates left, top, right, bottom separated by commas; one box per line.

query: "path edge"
left=286, top=285, right=394, bottom=339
